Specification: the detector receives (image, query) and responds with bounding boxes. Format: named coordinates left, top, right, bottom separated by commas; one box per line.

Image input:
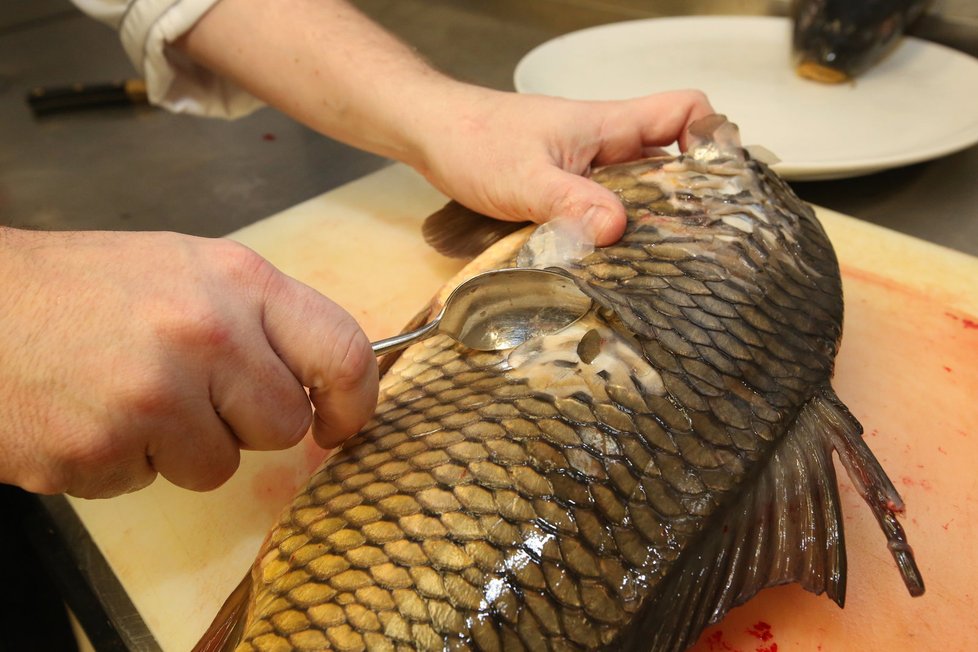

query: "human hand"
left=0, top=228, right=377, bottom=498
left=175, top=0, right=711, bottom=246
left=408, top=87, right=715, bottom=246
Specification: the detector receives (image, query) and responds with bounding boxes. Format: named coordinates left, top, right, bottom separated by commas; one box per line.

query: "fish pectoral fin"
left=422, top=200, right=529, bottom=259
left=820, top=388, right=925, bottom=597
left=193, top=570, right=253, bottom=652
left=616, top=388, right=865, bottom=652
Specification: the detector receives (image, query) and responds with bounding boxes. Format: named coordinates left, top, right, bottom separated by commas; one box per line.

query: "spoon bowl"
left=371, top=268, right=592, bottom=356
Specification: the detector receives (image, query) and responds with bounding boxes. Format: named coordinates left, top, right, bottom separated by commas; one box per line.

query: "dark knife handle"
left=26, top=79, right=148, bottom=116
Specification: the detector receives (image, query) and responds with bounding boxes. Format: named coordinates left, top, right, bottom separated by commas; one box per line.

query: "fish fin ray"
left=819, top=388, right=925, bottom=596
left=614, top=388, right=852, bottom=652
left=422, top=200, right=528, bottom=259
left=192, top=570, right=252, bottom=652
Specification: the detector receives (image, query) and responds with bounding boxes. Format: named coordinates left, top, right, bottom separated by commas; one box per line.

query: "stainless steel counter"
left=1, top=0, right=977, bottom=256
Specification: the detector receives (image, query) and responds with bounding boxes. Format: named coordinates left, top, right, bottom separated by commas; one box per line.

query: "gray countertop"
left=1, top=0, right=976, bottom=255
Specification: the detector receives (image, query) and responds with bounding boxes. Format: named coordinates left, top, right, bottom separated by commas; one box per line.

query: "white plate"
left=514, top=16, right=978, bottom=180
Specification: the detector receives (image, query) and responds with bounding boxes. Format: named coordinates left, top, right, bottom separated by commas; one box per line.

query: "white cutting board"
left=68, top=163, right=978, bottom=651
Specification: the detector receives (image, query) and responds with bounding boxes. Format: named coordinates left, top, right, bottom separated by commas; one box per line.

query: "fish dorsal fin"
left=422, top=200, right=529, bottom=259
left=613, top=387, right=923, bottom=652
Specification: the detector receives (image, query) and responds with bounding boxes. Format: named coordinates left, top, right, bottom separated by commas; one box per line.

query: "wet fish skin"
left=200, top=120, right=922, bottom=652
left=791, top=0, right=931, bottom=82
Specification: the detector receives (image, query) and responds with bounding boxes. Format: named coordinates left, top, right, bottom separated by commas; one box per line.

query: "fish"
left=196, top=115, right=924, bottom=652
left=791, top=0, right=931, bottom=83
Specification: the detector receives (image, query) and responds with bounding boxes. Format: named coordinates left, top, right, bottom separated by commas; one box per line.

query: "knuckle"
left=682, top=89, right=713, bottom=112
left=155, top=240, right=273, bottom=352
left=181, top=450, right=240, bottom=492
left=164, top=311, right=233, bottom=350
left=150, top=299, right=236, bottom=355
left=672, top=88, right=708, bottom=103
left=215, top=239, right=276, bottom=288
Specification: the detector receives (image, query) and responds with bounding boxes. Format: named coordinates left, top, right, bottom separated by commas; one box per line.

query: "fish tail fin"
left=422, top=200, right=528, bottom=259
left=616, top=386, right=922, bottom=652
left=192, top=571, right=252, bottom=652
left=819, top=388, right=925, bottom=596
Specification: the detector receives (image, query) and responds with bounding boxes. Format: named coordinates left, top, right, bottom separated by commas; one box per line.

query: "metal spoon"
left=371, top=267, right=592, bottom=356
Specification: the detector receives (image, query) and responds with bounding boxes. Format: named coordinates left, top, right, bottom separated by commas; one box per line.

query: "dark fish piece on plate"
left=792, top=0, right=931, bottom=82
left=196, top=116, right=923, bottom=652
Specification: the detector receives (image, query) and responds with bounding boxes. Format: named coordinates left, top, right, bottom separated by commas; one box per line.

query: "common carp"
left=197, top=116, right=923, bottom=652
left=791, top=0, right=931, bottom=83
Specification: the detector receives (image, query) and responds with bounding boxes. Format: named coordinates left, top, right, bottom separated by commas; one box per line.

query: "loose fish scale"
left=232, top=153, right=858, bottom=652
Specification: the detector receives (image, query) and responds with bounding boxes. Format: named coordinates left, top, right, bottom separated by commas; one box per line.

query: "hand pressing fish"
left=196, top=115, right=923, bottom=652
left=792, top=0, right=931, bottom=83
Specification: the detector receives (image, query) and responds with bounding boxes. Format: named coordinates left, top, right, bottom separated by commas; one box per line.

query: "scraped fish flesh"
left=196, top=116, right=923, bottom=652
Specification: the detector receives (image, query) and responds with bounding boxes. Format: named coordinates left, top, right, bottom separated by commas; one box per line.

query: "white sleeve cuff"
left=118, top=0, right=264, bottom=119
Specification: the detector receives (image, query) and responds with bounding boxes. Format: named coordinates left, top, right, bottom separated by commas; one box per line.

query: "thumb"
left=536, top=170, right=627, bottom=247
left=261, top=273, right=379, bottom=449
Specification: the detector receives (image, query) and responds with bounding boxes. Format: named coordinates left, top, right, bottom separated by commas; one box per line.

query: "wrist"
left=0, top=226, right=28, bottom=315
left=0, top=227, right=41, bottom=491
left=392, top=80, right=505, bottom=182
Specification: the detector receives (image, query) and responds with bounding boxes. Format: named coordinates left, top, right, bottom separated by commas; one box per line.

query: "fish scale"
left=239, top=333, right=674, bottom=650
left=198, top=119, right=922, bottom=652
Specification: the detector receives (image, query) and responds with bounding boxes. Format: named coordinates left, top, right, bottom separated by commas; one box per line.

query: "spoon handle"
left=371, top=319, right=440, bottom=357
